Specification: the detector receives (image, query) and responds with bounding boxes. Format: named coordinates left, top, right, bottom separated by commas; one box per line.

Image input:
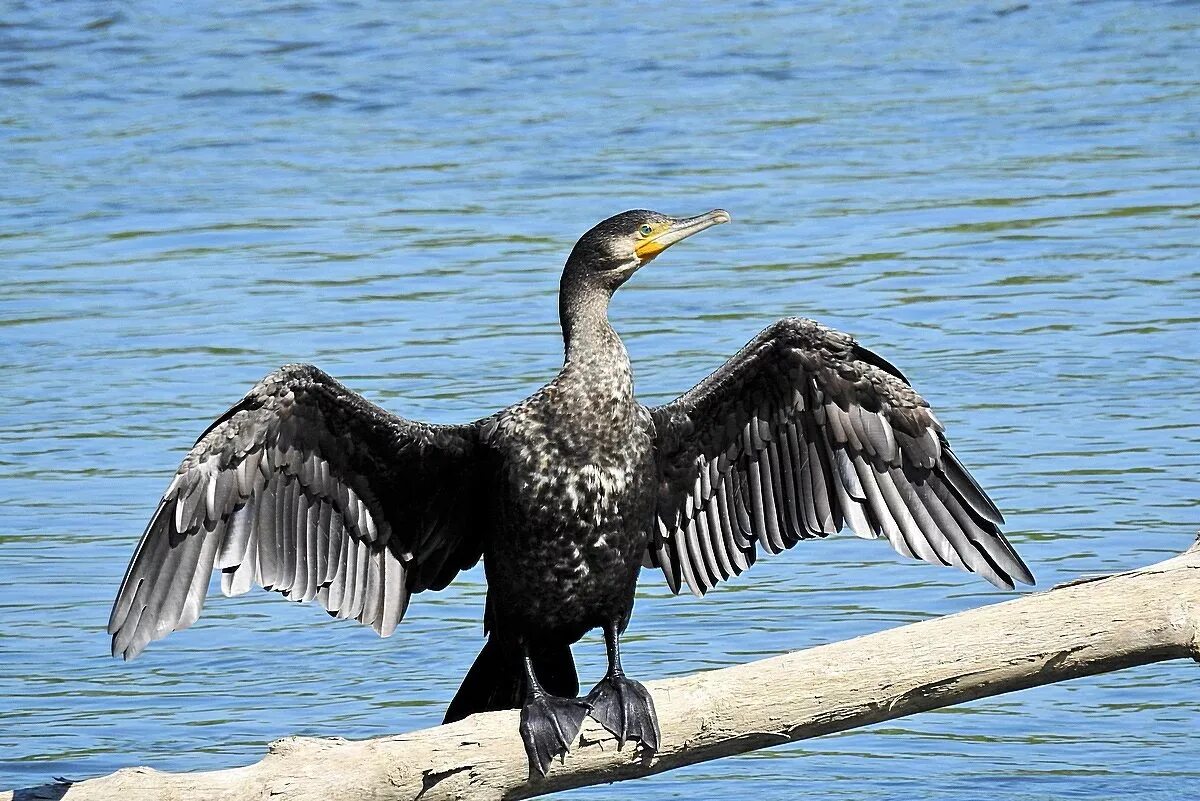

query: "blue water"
left=2, top=1, right=1198, bottom=797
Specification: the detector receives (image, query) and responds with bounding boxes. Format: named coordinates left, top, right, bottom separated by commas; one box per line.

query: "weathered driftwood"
left=9, top=542, right=1199, bottom=801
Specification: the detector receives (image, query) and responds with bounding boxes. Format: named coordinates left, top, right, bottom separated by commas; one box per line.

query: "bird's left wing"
left=648, top=317, right=1033, bottom=596
left=108, top=364, right=490, bottom=659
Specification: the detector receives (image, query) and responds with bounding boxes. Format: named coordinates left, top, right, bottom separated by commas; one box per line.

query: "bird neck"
left=559, top=280, right=630, bottom=383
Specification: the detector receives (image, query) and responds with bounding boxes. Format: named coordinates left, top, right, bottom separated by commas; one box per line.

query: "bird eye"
left=638, top=224, right=654, bottom=236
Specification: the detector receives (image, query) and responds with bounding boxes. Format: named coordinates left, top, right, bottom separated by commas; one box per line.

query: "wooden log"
left=8, top=541, right=1199, bottom=801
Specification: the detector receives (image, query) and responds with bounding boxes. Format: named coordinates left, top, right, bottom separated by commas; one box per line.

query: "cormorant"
left=108, top=209, right=1034, bottom=776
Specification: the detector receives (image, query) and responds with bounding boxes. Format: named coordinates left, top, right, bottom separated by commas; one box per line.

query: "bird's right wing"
left=109, top=364, right=491, bottom=660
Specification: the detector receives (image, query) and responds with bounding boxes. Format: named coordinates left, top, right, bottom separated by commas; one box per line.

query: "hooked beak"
left=635, top=209, right=731, bottom=264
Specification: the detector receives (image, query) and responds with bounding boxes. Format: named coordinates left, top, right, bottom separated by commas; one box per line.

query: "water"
left=2, top=0, right=1198, bottom=797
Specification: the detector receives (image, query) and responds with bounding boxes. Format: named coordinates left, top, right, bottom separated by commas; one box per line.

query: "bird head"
left=562, top=208, right=731, bottom=294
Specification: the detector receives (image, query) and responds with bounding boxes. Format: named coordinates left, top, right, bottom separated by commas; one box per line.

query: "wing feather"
left=338, top=534, right=361, bottom=619
left=693, top=509, right=725, bottom=585
left=179, top=530, right=221, bottom=632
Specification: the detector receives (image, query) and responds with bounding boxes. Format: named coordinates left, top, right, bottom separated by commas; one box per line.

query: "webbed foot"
left=519, top=693, right=592, bottom=777
left=585, top=673, right=660, bottom=751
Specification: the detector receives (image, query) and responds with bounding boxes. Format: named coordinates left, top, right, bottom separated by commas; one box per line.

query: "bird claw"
left=519, top=693, right=592, bottom=777
left=585, top=674, right=660, bottom=751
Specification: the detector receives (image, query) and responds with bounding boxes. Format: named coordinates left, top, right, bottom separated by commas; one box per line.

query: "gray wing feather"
left=108, top=364, right=488, bottom=660
left=649, top=317, right=1034, bottom=596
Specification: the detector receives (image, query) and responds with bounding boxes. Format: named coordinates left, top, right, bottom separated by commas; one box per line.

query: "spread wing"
left=648, top=317, right=1034, bottom=596
left=108, top=364, right=490, bottom=659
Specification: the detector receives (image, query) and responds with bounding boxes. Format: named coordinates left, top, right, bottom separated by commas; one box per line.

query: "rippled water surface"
left=2, top=1, right=1198, bottom=797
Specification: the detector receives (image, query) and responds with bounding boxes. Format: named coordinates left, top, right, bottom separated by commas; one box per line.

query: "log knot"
left=268, top=735, right=343, bottom=756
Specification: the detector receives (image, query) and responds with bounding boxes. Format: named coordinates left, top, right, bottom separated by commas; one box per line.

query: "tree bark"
left=9, top=542, right=1199, bottom=801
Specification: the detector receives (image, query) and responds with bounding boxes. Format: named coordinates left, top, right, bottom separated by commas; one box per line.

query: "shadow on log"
left=6, top=542, right=1198, bottom=801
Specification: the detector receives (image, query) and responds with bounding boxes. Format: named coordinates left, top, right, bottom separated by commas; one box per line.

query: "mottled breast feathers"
left=648, top=317, right=1034, bottom=596
left=108, top=364, right=486, bottom=660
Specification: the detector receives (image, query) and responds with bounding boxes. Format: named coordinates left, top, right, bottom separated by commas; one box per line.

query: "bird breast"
left=490, top=384, right=652, bottom=530
left=562, top=462, right=631, bottom=526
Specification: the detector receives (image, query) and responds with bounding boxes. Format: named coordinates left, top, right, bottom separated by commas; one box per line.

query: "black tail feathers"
left=444, top=636, right=578, bottom=724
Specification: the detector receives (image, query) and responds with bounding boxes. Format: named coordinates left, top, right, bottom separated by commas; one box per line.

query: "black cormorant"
left=108, top=209, right=1034, bottom=776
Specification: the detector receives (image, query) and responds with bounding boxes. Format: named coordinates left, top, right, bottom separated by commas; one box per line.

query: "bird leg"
left=518, top=644, right=591, bottom=777
left=584, top=621, right=661, bottom=751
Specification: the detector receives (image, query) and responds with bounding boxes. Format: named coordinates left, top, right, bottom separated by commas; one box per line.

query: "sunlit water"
left=2, top=1, right=1198, bottom=797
